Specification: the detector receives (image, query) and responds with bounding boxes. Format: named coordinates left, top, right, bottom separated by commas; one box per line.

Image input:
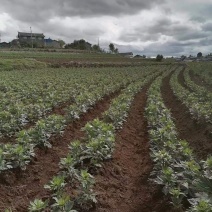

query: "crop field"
left=0, top=50, right=140, bottom=64
left=0, top=54, right=212, bottom=212
left=0, top=50, right=174, bottom=65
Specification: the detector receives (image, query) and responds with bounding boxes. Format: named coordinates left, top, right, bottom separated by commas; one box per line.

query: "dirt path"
left=90, top=86, right=172, bottom=212
left=0, top=91, right=121, bottom=212
left=161, top=71, right=212, bottom=160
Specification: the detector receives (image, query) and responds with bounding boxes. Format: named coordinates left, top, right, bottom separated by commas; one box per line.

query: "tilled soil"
left=90, top=86, right=172, bottom=212
left=161, top=70, right=212, bottom=160
left=0, top=91, right=120, bottom=212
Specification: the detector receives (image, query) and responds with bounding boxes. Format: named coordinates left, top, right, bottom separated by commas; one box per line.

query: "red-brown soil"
left=161, top=70, right=212, bottom=160
left=0, top=91, right=120, bottom=212
left=90, top=86, right=172, bottom=212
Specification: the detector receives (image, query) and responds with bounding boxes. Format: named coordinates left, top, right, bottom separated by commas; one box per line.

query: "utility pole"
left=0, top=32, right=1, bottom=43
left=30, top=26, right=33, bottom=48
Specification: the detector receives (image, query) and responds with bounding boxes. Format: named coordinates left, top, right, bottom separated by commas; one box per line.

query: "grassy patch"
left=0, top=58, right=47, bottom=71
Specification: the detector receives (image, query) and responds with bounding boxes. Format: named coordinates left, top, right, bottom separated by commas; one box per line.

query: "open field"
left=0, top=50, right=142, bottom=64
left=0, top=49, right=175, bottom=65
left=0, top=53, right=211, bottom=212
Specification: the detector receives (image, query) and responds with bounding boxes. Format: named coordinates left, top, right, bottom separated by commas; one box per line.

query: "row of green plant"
left=0, top=114, right=66, bottom=171
left=183, top=68, right=212, bottom=102
left=0, top=80, right=120, bottom=172
left=27, top=68, right=162, bottom=211
left=188, top=62, right=212, bottom=87
left=103, top=73, right=160, bottom=129
left=28, top=119, right=115, bottom=212
left=0, top=68, right=93, bottom=136
left=145, top=72, right=212, bottom=211
left=0, top=67, right=155, bottom=137
left=170, top=68, right=212, bottom=124
left=0, top=67, right=161, bottom=174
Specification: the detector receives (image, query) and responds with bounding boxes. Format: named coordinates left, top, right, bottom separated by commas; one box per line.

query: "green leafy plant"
left=169, top=188, right=185, bottom=209
left=28, top=199, right=48, bottom=212
left=52, top=194, right=78, bottom=212
left=44, top=175, right=66, bottom=194
left=76, top=170, right=97, bottom=210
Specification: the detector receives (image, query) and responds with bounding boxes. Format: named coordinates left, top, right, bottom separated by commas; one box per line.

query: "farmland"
left=0, top=51, right=211, bottom=212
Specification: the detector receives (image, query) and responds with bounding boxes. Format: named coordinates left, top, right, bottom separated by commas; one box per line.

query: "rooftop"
left=18, top=32, right=45, bottom=37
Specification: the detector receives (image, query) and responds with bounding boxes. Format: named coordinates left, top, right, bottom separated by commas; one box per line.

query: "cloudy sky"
left=0, top=0, right=212, bottom=56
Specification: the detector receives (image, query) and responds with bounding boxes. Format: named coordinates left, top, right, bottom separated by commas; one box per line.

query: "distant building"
left=119, top=52, right=133, bottom=58
left=17, top=32, right=62, bottom=48
left=18, top=32, right=45, bottom=47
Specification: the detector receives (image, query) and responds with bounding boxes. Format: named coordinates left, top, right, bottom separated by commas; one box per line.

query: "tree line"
left=64, top=39, right=119, bottom=53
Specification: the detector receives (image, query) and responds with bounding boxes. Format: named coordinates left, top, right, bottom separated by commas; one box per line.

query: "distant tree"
left=65, top=39, right=91, bottom=50
left=181, top=55, right=186, bottom=60
left=156, top=54, right=163, bottom=62
left=114, top=48, right=119, bottom=54
left=58, top=39, right=65, bottom=48
left=134, top=55, right=141, bottom=58
left=197, top=52, right=202, bottom=58
left=20, top=41, right=31, bottom=48
left=133, top=54, right=146, bottom=58
left=92, top=44, right=101, bottom=51
left=109, top=43, right=115, bottom=53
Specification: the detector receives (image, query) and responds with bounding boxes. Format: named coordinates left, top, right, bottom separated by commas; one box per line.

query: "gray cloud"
left=143, top=42, right=184, bottom=55
left=40, top=22, right=104, bottom=44
left=190, top=16, right=206, bottom=23
left=0, top=0, right=165, bottom=23
left=141, top=16, right=210, bottom=42
left=134, top=39, right=212, bottom=57
left=119, top=16, right=207, bottom=44
left=116, top=41, right=186, bottom=57
left=119, top=32, right=160, bottom=43
left=0, top=0, right=212, bottom=56
left=202, top=22, right=212, bottom=32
